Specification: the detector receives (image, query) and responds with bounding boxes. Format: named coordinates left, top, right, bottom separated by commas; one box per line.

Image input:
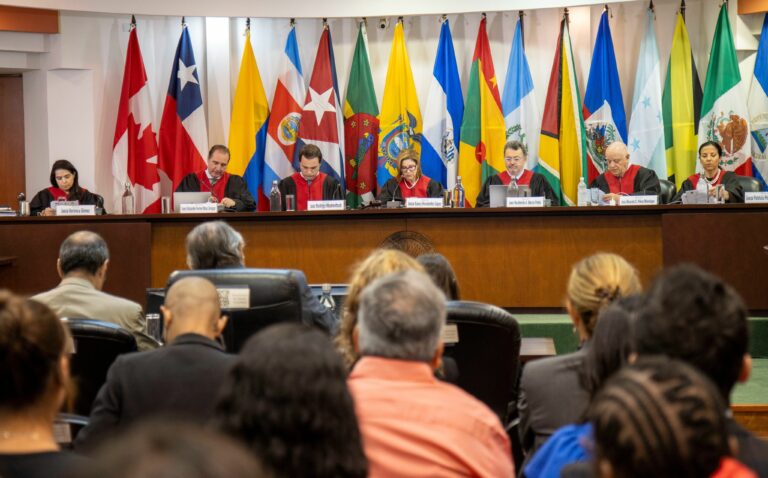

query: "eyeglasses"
left=402, top=165, right=417, bottom=171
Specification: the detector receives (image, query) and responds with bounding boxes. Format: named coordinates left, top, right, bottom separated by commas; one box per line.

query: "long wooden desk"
left=1, top=205, right=767, bottom=312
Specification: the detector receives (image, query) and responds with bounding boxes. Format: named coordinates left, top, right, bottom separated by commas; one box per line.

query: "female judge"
left=30, top=160, right=105, bottom=216
left=378, top=150, right=443, bottom=203
left=672, top=141, right=744, bottom=203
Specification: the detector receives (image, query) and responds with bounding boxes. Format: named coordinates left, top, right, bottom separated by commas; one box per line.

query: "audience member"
left=185, top=221, right=335, bottom=332
left=417, top=252, right=460, bottom=300
left=335, top=248, right=424, bottom=369
left=75, top=277, right=233, bottom=450
left=80, top=421, right=266, bottom=478
left=517, top=252, right=640, bottom=462
left=588, top=357, right=755, bottom=478
left=32, top=231, right=155, bottom=350
left=214, top=323, right=367, bottom=478
left=0, top=291, right=86, bottom=478
left=634, top=264, right=768, bottom=476
left=348, top=270, right=514, bottom=476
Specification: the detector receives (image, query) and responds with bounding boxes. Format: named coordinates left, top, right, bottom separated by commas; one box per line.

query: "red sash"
left=604, top=164, right=640, bottom=194
left=196, top=170, right=229, bottom=201
left=498, top=169, right=533, bottom=186
left=398, top=175, right=431, bottom=199
left=48, top=186, right=70, bottom=201
left=293, top=172, right=327, bottom=211
left=689, top=169, right=725, bottom=189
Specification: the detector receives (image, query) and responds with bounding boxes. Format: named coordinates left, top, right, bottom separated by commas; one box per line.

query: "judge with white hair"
left=589, top=141, right=661, bottom=204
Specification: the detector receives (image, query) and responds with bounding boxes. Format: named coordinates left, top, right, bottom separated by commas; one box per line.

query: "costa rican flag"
left=158, top=21, right=208, bottom=193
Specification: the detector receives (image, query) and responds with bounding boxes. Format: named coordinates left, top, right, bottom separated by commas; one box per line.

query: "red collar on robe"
left=292, top=172, right=327, bottom=211
left=398, top=175, right=431, bottom=199
left=498, top=169, right=533, bottom=186
left=48, top=186, right=70, bottom=200
left=688, top=169, right=725, bottom=189
left=196, top=170, right=230, bottom=201
left=604, top=164, right=640, bottom=194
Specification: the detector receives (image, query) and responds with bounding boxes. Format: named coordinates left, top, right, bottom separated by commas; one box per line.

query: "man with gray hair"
left=590, top=141, right=660, bottom=203
left=348, top=270, right=514, bottom=476
left=32, top=230, right=155, bottom=350
left=184, top=221, right=335, bottom=332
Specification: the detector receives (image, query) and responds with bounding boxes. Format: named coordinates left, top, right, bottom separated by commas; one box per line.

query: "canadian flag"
left=112, top=21, right=161, bottom=213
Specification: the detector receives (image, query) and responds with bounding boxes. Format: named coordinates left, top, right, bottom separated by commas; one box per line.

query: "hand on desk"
left=220, top=197, right=236, bottom=208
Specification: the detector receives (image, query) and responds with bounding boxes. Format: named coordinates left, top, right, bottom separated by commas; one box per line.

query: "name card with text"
left=179, top=203, right=218, bottom=214
left=216, top=287, right=250, bottom=309
left=745, top=192, right=768, bottom=204
left=619, top=195, right=658, bottom=206
left=307, top=200, right=345, bottom=211
left=405, top=197, right=443, bottom=208
left=56, top=205, right=96, bottom=216
left=506, top=196, right=545, bottom=208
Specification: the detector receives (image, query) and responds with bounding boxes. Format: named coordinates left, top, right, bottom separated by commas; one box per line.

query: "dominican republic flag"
left=112, top=20, right=161, bottom=213
left=748, top=13, right=768, bottom=189
left=502, top=17, right=540, bottom=172
left=158, top=22, right=208, bottom=192
left=583, top=10, right=627, bottom=183
left=263, top=26, right=305, bottom=210
left=422, top=19, right=463, bottom=191
left=295, top=25, right=345, bottom=188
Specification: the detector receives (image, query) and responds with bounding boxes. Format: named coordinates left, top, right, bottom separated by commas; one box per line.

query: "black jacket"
left=176, top=173, right=256, bottom=212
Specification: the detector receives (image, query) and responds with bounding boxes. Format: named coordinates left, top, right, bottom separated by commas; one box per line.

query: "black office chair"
left=166, top=269, right=304, bottom=353
left=54, top=413, right=89, bottom=449
left=63, top=318, right=138, bottom=416
left=659, top=179, right=677, bottom=204
left=734, top=175, right=763, bottom=194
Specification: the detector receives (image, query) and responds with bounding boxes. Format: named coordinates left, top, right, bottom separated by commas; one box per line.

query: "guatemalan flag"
left=583, top=10, right=627, bottom=183
left=295, top=25, right=345, bottom=188
left=748, top=13, right=768, bottom=190
left=502, top=17, right=540, bottom=171
left=263, top=26, right=305, bottom=209
left=158, top=21, right=208, bottom=192
left=421, top=19, right=463, bottom=190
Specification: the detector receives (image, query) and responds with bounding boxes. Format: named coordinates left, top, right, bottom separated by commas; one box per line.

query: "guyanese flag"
left=538, top=16, right=586, bottom=206
left=458, top=16, right=506, bottom=207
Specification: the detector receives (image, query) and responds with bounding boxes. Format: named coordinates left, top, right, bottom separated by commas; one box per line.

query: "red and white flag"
left=112, top=21, right=161, bottom=213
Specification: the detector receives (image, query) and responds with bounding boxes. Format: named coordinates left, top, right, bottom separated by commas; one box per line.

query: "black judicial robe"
left=277, top=173, right=343, bottom=210
left=590, top=165, right=660, bottom=197
left=30, top=188, right=105, bottom=215
left=672, top=170, right=744, bottom=203
left=176, top=173, right=256, bottom=212
left=475, top=171, right=557, bottom=207
left=378, top=176, right=443, bottom=203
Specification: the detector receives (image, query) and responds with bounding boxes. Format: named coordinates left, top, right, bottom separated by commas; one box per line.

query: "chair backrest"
left=166, top=268, right=304, bottom=353
left=442, top=300, right=522, bottom=422
left=734, top=175, right=762, bottom=193
left=63, top=318, right=138, bottom=416
left=54, top=413, right=89, bottom=449
left=659, top=179, right=676, bottom=204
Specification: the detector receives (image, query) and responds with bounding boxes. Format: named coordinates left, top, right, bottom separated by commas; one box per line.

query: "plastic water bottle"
left=507, top=176, right=519, bottom=197
left=696, top=173, right=710, bottom=203
left=577, top=177, right=588, bottom=206
left=453, top=176, right=466, bottom=208
left=319, top=283, right=336, bottom=312
left=121, top=183, right=135, bottom=214
left=269, top=180, right=282, bottom=212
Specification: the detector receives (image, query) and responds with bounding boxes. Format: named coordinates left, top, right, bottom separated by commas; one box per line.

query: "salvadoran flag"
left=748, top=13, right=768, bottom=190
left=422, top=19, right=464, bottom=190
left=502, top=18, right=540, bottom=171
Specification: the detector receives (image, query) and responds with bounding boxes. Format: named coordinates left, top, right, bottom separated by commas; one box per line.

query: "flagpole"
left=680, top=0, right=686, bottom=21
left=130, top=14, right=136, bottom=31
left=290, top=17, right=295, bottom=28
left=564, top=7, right=570, bottom=23
left=245, top=17, right=250, bottom=33
left=322, top=17, right=328, bottom=30
left=181, top=16, right=186, bottom=28
left=519, top=11, right=524, bottom=50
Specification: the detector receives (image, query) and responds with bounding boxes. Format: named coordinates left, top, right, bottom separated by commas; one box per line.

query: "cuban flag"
left=583, top=10, right=627, bottom=183
left=421, top=19, right=463, bottom=190
left=295, top=26, right=345, bottom=188
left=749, top=13, right=768, bottom=190
left=502, top=17, right=540, bottom=171
left=263, top=26, right=305, bottom=208
left=157, top=22, right=208, bottom=192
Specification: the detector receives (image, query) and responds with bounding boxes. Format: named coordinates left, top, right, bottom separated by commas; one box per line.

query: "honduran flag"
left=583, top=10, right=627, bottom=184
left=421, top=19, right=463, bottom=191
left=749, top=13, right=768, bottom=190
left=158, top=21, right=208, bottom=192
left=112, top=19, right=161, bottom=214
left=263, top=26, right=305, bottom=209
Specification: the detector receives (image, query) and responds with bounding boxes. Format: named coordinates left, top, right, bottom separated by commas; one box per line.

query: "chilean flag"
left=112, top=20, right=161, bottom=213
left=158, top=22, right=208, bottom=193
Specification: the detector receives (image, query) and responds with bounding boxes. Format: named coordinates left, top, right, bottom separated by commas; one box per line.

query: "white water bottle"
left=121, top=183, right=135, bottom=214
left=577, top=177, right=588, bottom=207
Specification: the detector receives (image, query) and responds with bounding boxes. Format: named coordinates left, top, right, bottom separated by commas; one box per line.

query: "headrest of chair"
left=446, top=300, right=519, bottom=330
left=166, top=268, right=303, bottom=307
left=734, top=175, right=762, bottom=193
left=62, top=318, right=136, bottom=341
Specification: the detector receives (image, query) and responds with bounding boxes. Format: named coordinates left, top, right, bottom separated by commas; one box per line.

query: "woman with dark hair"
left=672, top=141, right=745, bottom=203
left=30, top=160, right=105, bottom=216
left=417, top=252, right=460, bottom=300
left=214, top=323, right=367, bottom=478
left=378, top=149, right=443, bottom=203
left=0, top=290, right=85, bottom=477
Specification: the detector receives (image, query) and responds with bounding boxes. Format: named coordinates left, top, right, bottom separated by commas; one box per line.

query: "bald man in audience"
left=75, top=277, right=233, bottom=451
left=589, top=142, right=660, bottom=203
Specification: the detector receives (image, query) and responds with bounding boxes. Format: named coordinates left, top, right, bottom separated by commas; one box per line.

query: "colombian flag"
left=458, top=16, right=506, bottom=207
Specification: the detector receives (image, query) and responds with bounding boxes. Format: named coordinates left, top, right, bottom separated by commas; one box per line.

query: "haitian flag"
left=158, top=22, right=208, bottom=192
left=748, top=13, right=768, bottom=190
left=295, top=25, right=345, bottom=188
left=112, top=20, right=161, bottom=213
left=583, top=10, right=627, bottom=183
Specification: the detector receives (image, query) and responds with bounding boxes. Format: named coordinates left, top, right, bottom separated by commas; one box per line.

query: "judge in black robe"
left=278, top=143, right=343, bottom=211
left=475, top=140, right=556, bottom=207
left=30, top=159, right=105, bottom=216
left=175, top=145, right=256, bottom=212
left=590, top=142, right=660, bottom=202
left=378, top=150, right=443, bottom=203
left=672, top=141, right=745, bottom=203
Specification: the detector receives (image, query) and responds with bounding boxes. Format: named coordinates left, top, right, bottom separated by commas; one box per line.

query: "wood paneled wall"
left=0, top=75, right=25, bottom=209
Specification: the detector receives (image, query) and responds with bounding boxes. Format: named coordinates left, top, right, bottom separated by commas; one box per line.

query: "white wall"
left=14, top=0, right=765, bottom=200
